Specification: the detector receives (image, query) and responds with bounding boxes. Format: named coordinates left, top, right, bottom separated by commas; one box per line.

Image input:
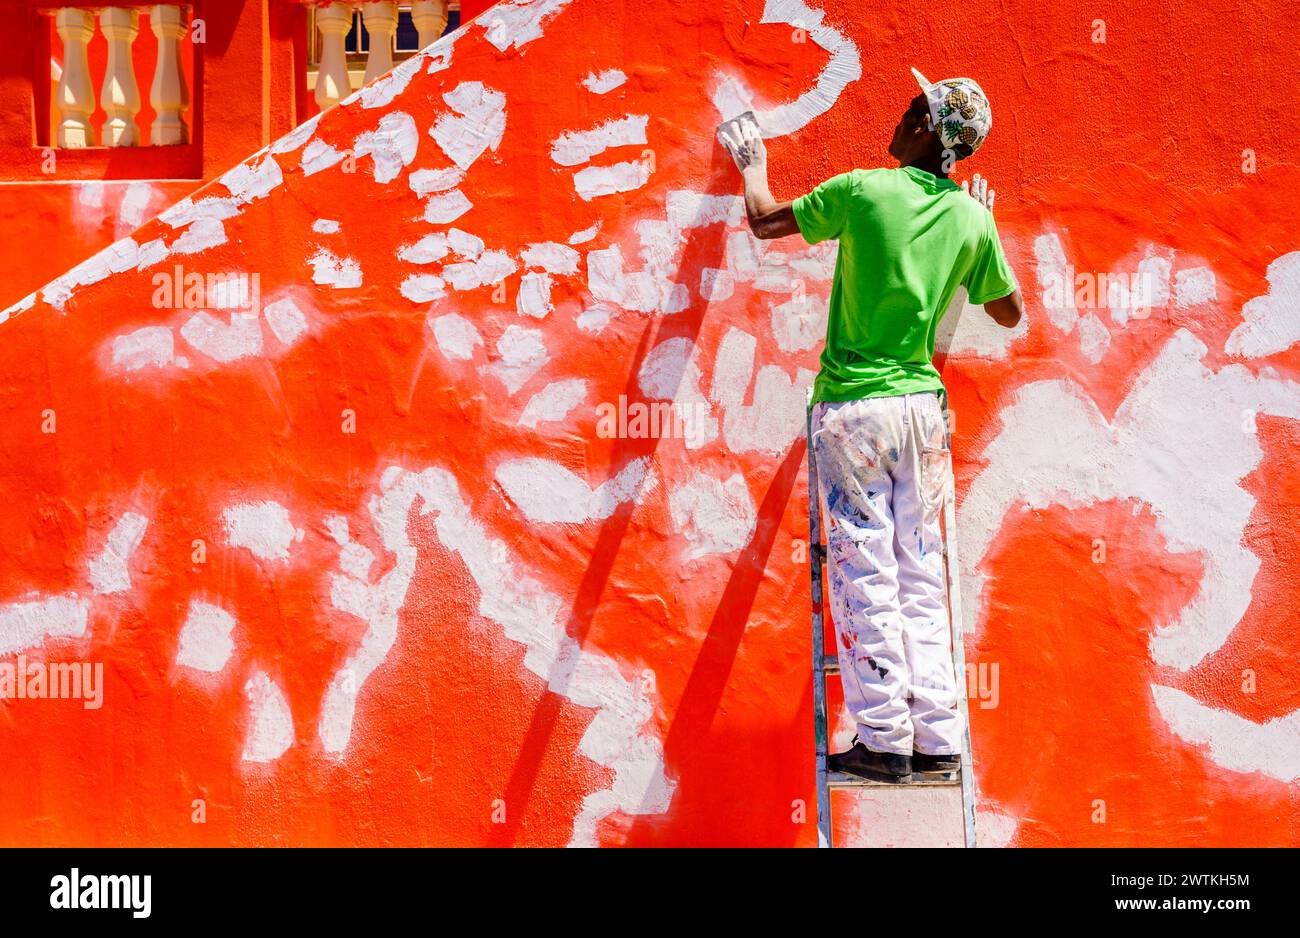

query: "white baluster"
left=100, top=8, right=142, bottom=146
left=410, top=0, right=448, bottom=50
left=315, top=2, right=354, bottom=109
left=361, top=2, right=398, bottom=84
left=55, top=8, right=96, bottom=148
left=149, top=5, right=190, bottom=145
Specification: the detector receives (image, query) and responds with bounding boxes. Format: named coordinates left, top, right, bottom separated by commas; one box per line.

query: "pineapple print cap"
left=911, top=67, right=992, bottom=157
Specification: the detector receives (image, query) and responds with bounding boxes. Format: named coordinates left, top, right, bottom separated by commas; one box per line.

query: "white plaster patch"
left=935, top=288, right=1028, bottom=360
left=263, top=297, right=309, bottom=347
left=710, top=0, right=861, bottom=138
left=1034, top=232, right=1078, bottom=334
left=431, top=82, right=507, bottom=170
left=119, top=181, right=154, bottom=230
left=308, top=248, right=363, bottom=289
left=568, top=222, right=601, bottom=245
left=112, top=326, right=175, bottom=371
left=522, top=242, right=580, bottom=274
left=481, top=0, right=575, bottom=51
left=516, top=271, right=554, bottom=318
left=1151, top=684, right=1300, bottom=782
left=429, top=313, right=483, bottom=362
left=221, top=154, right=284, bottom=203
left=423, top=189, right=474, bottom=224
left=175, top=600, right=236, bottom=673
left=1225, top=251, right=1300, bottom=358
left=0, top=595, right=90, bottom=657
left=242, top=671, right=294, bottom=763
left=709, top=327, right=815, bottom=454
left=1174, top=266, right=1216, bottom=308
left=496, top=457, right=652, bottom=523
left=442, top=250, right=516, bottom=291
left=399, top=233, right=450, bottom=265
left=409, top=166, right=465, bottom=196
left=550, top=114, right=648, bottom=166
left=957, top=328, right=1300, bottom=678
left=486, top=325, right=547, bottom=393
left=312, top=218, right=341, bottom=234
left=180, top=311, right=263, bottom=363
left=301, top=138, right=347, bottom=176
left=770, top=293, right=827, bottom=352
left=354, top=111, right=419, bottom=184
left=669, top=472, right=757, bottom=560
left=573, top=158, right=653, bottom=201
left=519, top=378, right=587, bottom=428
left=88, top=512, right=149, bottom=594
left=583, top=69, right=627, bottom=94
left=1077, top=312, right=1111, bottom=363
left=448, top=228, right=485, bottom=258
left=316, top=464, right=673, bottom=845
left=401, top=273, right=447, bottom=303
left=638, top=336, right=718, bottom=449
left=222, top=501, right=304, bottom=563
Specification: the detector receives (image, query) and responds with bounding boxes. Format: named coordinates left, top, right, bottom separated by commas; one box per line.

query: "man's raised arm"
left=720, top=116, right=801, bottom=241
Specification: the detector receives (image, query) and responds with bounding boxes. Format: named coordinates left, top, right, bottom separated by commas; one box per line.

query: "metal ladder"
left=805, top=390, right=977, bottom=848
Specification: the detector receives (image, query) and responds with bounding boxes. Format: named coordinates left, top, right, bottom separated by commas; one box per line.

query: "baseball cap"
left=911, top=67, right=992, bottom=157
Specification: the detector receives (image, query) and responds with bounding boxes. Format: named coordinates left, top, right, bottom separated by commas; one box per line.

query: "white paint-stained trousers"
left=810, top=392, right=963, bottom=756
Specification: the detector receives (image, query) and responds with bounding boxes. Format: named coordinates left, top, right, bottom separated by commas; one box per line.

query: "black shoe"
left=827, top=736, right=911, bottom=783
left=912, top=751, right=961, bottom=775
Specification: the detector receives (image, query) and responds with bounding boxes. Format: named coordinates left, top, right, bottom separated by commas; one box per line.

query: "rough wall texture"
left=0, top=0, right=1296, bottom=847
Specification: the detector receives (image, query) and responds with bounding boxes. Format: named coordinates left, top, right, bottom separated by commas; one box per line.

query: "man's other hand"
left=961, top=172, right=995, bottom=212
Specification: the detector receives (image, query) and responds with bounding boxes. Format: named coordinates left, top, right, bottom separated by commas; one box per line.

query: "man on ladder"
left=721, top=69, right=1022, bottom=790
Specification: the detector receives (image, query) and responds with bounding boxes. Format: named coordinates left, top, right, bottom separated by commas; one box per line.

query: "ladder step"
left=821, top=658, right=839, bottom=675
left=825, top=770, right=962, bottom=789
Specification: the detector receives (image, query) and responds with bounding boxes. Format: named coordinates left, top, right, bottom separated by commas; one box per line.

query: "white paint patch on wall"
left=242, top=671, right=294, bottom=763
left=431, top=82, right=507, bottom=170
left=409, top=166, right=464, bottom=196
left=711, top=0, right=861, bottom=138
left=180, top=311, right=263, bottom=363
left=496, top=457, right=653, bottom=523
left=519, top=378, right=587, bottom=428
left=88, top=512, right=149, bottom=595
left=481, top=0, right=576, bottom=51
left=307, top=248, right=363, bottom=289
left=1225, top=251, right=1300, bottom=358
left=315, top=464, right=672, bottom=845
left=429, top=312, right=483, bottom=361
left=423, top=190, right=474, bottom=224
left=353, top=110, right=420, bottom=184
left=550, top=114, right=648, bottom=166
left=1151, top=684, right=1300, bottom=782
left=263, top=297, right=309, bottom=347
left=312, top=218, right=341, bottom=234
left=175, top=600, right=236, bottom=673
left=957, top=328, right=1300, bottom=675
left=222, top=501, right=304, bottom=563
left=0, top=594, right=90, bottom=656
left=583, top=69, right=627, bottom=94
left=669, top=471, right=757, bottom=560
left=573, top=158, right=653, bottom=201
left=486, top=325, right=548, bottom=394
left=934, top=288, right=1028, bottom=360
left=112, top=326, right=175, bottom=371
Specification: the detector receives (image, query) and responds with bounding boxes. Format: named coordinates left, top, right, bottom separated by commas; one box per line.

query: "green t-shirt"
left=792, top=166, right=1018, bottom=403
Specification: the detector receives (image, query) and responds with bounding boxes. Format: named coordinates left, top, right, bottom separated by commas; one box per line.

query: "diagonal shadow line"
left=486, top=147, right=739, bottom=845
left=624, top=440, right=806, bottom=842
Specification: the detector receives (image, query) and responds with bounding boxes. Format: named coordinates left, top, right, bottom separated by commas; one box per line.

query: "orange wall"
left=0, top=0, right=1296, bottom=847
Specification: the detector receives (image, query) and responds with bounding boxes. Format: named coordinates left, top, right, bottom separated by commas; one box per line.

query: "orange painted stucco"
left=0, top=0, right=1296, bottom=847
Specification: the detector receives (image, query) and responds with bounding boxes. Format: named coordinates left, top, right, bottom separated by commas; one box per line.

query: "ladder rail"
left=805, top=393, right=834, bottom=849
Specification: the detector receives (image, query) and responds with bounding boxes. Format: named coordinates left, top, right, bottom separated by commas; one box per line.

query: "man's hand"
left=961, top=172, right=996, bottom=213
left=719, top=113, right=799, bottom=240
left=719, top=114, right=767, bottom=173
